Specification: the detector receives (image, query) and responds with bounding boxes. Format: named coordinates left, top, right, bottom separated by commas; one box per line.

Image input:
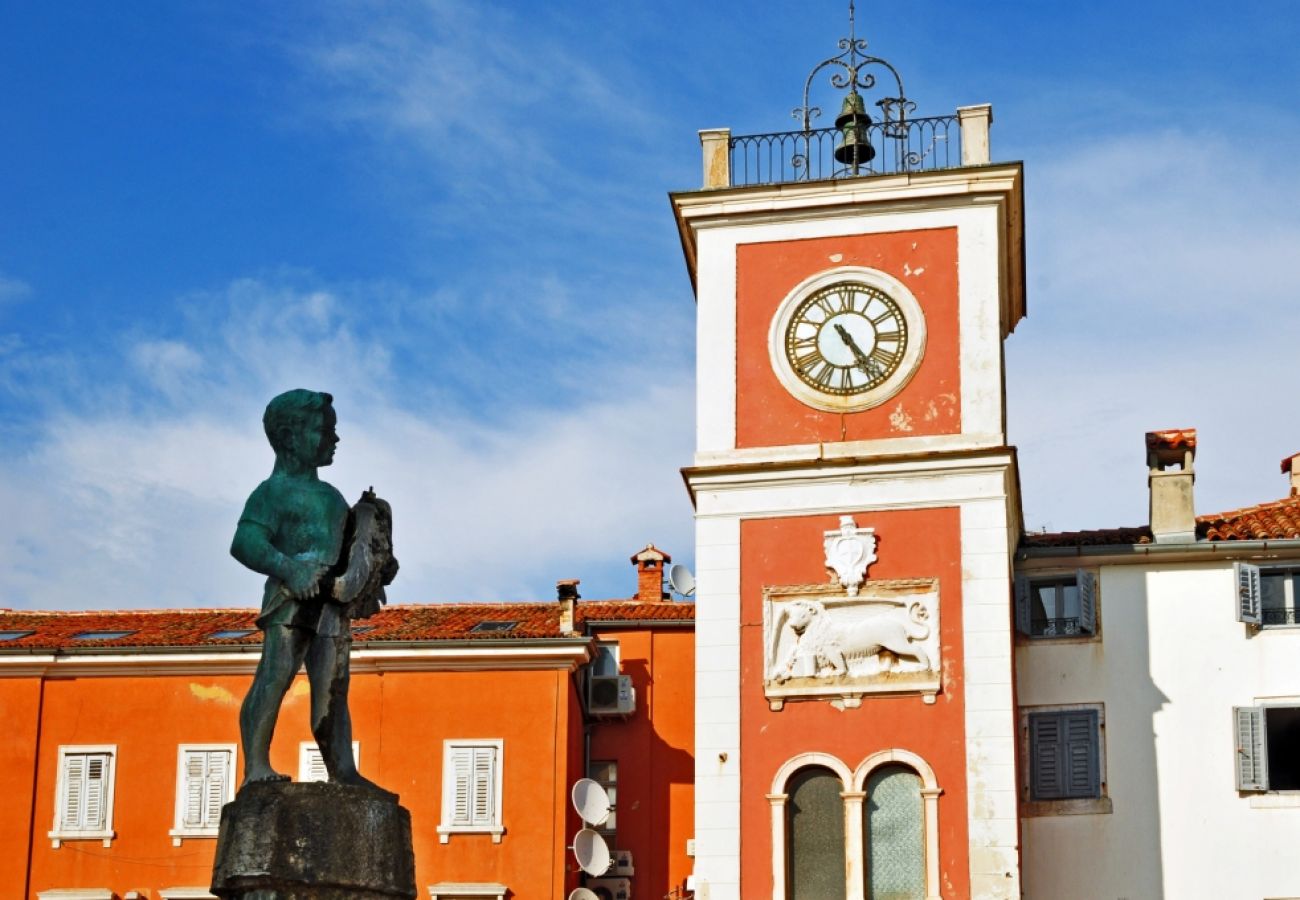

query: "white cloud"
left=0, top=273, right=31, bottom=308
left=0, top=278, right=695, bottom=610
left=1010, top=128, right=1300, bottom=533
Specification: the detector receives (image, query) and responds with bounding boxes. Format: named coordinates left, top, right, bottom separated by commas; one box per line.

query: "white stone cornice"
left=0, top=641, right=592, bottom=679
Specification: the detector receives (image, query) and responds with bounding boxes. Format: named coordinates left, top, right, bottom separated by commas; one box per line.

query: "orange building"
left=0, top=547, right=693, bottom=900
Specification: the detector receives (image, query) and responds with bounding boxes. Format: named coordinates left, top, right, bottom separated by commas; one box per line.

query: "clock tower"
left=672, top=14, right=1025, bottom=900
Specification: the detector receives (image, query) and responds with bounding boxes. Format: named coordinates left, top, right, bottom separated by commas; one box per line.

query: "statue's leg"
left=306, top=627, right=380, bottom=789
left=240, top=624, right=309, bottom=785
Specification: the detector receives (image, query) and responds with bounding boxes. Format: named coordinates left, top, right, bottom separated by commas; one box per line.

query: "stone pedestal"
left=211, top=781, right=416, bottom=900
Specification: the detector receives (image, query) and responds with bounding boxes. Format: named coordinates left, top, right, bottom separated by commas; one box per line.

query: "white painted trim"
left=766, top=265, right=928, bottom=413
left=427, top=884, right=508, bottom=900
left=768, top=752, right=853, bottom=900
left=0, top=642, right=592, bottom=679
left=853, top=749, right=944, bottom=900
left=437, top=738, right=505, bottom=844
left=48, top=744, right=117, bottom=849
left=169, top=743, right=237, bottom=845
left=297, top=740, right=360, bottom=783
left=158, top=889, right=218, bottom=900
left=37, top=891, right=114, bottom=900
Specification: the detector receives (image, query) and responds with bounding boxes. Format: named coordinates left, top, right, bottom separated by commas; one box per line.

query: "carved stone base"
left=211, top=781, right=416, bottom=900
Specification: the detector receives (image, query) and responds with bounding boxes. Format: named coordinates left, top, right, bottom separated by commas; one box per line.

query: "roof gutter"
left=1018, top=537, right=1300, bottom=567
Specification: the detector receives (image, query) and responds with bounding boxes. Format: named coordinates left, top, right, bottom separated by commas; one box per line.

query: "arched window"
left=787, top=766, right=847, bottom=900
left=864, top=764, right=925, bottom=899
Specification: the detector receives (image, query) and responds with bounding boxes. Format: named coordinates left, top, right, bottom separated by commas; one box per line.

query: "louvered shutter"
left=1235, top=706, right=1268, bottom=791
left=450, top=747, right=473, bottom=825
left=1063, top=710, right=1101, bottom=797
left=1236, top=562, right=1262, bottom=624
left=183, top=752, right=207, bottom=827
left=205, top=751, right=230, bottom=827
left=1014, top=576, right=1032, bottom=635
left=1029, top=714, right=1063, bottom=799
left=471, top=747, right=496, bottom=825
left=304, top=746, right=328, bottom=783
left=1077, top=570, right=1098, bottom=634
left=83, top=756, right=107, bottom=831
left=60, top=754, right=87, bottom=831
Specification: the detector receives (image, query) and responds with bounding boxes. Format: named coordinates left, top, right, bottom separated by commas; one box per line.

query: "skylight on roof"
left=351, top=625, right=376, bottom=634
left=471, top=621, right=519, bottom=633
left=208, top=629, right=256, bottom=640
left=0, top=630, right=34, bottom=641
left=72, top=630, right=136, bottom=641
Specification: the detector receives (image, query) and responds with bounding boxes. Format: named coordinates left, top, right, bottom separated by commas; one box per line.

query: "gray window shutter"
left=1234, top=706, right=1268, bottom=791
left=1236, top=562, right=1261, bottom=624
left=1029, top=714, right=1063, bottom=799
left=1014, top=576, right=1032, bottom=635
left=1077, top=570, right=1097, bottom=635
left=1064, top=710, right=1101, bottom=798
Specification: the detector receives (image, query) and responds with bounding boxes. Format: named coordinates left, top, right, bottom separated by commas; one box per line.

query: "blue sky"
left=2, top=1, right=1298, bottom=610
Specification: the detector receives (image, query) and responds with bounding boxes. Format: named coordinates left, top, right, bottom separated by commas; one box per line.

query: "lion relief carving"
left=771, top=598, right=933, bottom=683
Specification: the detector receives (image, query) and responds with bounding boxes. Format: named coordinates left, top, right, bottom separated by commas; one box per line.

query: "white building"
left=1016, top=429, right=1300, bottom=899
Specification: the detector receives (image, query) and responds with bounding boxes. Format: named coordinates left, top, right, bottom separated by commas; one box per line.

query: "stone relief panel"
left=763, top=580, right=941, bottom=709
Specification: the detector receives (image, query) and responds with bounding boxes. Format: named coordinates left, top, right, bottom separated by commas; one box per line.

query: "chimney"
left=1282, top=453, right=1300, bottom=497
left=1147, top=429, right=1197, bottom=543
left=556, top=579, right=579, bottom=635
left=631, top=544, right=671, bottom=601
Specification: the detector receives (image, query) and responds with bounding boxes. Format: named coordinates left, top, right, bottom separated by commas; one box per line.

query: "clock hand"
left=833, top=323, right=883, bottom=379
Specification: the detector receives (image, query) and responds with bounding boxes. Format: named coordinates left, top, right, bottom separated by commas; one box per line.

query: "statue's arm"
left=230, top=519, right=324, bottom=600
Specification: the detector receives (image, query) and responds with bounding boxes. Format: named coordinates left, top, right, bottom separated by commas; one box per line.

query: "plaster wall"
left=1018, top=561, right=1300, bottom=899
left=0, top=676, right=42, bottom=897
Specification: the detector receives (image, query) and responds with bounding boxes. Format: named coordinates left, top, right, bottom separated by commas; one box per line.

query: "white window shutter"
left=205, top=751, right=230, bottom=827
left=304, top=746, right=328, bottom=783
left=1077, top=570, right=1097, bottom=634
left=1014, top=576, right=1032, bottom=635
left=183, top=752, right=206, bottom=827
left=471, top=747, right=496, bottom=825
left=450, top=747, right=473, bottom=825
left=61, top=754, right=86, bottom=831
left=83, top=756, right=107, bottom=831
left=1236, top=562, right=1262, bottom=624
left=1235, top=706, right=1268, bottom=791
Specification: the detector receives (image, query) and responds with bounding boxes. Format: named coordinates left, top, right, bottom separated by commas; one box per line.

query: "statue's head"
left=263, top=389, right=338, bottom=469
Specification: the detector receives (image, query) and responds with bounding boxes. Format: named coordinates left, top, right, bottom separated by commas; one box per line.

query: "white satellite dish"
left=568, top=890, right=600, bottom=900
left=571, top=777, right=612, bottom=826
left=573, top=827, right=612, bottom=876
left=668, top=563, right=696, bottom=597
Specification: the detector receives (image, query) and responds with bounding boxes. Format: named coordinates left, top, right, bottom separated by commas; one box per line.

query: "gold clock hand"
left=833, top=323, right=883, bottom=379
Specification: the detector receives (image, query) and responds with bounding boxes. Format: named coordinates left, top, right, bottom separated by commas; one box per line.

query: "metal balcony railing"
left=1031, top=617, right=1084, bottom=638
left=728, top=114, right=960, bottom=188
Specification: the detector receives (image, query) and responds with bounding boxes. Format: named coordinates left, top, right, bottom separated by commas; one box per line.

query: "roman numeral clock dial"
left=768, top=268, right=927, bottom=413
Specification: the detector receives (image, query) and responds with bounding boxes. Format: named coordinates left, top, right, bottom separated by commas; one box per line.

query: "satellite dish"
left=568, top=890, right=600, bottom=900
left=573, top=827, right=612, bottom=876
left=668, top=563, right=696, bottom=597
left=571, top=777, right=612, bottom=826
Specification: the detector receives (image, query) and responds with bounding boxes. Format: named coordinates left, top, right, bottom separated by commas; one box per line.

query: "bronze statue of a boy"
left=231, top=389, right=396, bottom=789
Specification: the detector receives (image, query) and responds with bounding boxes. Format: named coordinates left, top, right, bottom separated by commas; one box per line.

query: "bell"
left=833, top=91, right=876, bottom=167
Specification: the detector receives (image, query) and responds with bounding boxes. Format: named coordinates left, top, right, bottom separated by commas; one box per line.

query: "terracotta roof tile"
left=1023, top=494, right=1300, bottom=549
left=0, top=599, right=695, bottom=651
left=1146, top=428, right=1197, bottom=452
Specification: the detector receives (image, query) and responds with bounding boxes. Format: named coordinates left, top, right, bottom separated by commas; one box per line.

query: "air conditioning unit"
left=588, top=674, right=635, bottom=716
left=612, top=848, right=634, bottom=875
left=585, top=877, right=632, bottom=900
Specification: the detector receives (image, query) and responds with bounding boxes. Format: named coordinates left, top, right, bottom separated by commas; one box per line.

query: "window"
left=865, top=765, right=925, bottom=900
left=470, top=620, right=518, bottom=633
left=1237, top=562, right=1300, bottom=627
left=1022, top=706, right=1110, bottom=815
left=170, top=744, right=236, bottom=844
left=49, top=745, right=117, bottom=847
left=71, top=630, right=135, bottom=641
left=786, top=766, right=846, bottom=900
left=0, top=630, right=34, bottom=641
left=1235, top=705, right=1300, bottom=791
left=207, top=629, right=256, bottom=640
left=298, top=741, right=360, bottom=782
left=437, top=739, right=504, bottom=843
left=1015, top=571, right=1097, bottom=638
left=588, top=760, right=618, bottom=848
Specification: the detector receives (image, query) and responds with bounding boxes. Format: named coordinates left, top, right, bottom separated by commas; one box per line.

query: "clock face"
left=784, top=282, right=908, bottom=396
left=768, top=266, right=927, bottom=413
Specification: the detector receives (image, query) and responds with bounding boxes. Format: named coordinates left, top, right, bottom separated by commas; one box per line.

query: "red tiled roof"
left=1022, top=494, right=1300, bottom=549
left=0, top=599, right=695, bottom=651
left=1146, top=428, right=1197, bottom=452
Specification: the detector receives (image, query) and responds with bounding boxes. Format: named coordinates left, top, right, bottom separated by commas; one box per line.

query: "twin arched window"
left=769, top=751, right=941, bottom=900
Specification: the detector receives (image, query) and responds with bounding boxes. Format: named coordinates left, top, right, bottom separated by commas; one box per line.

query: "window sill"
left=436, top=824, right=504, bottom=844
left=1248, top=792, right=1300, bottom=808
left=1019, top=633, right=1100, bottom=645
left=169, top=827, right=218, bottom=846
left=48, top=829, right=115, bottom=848
left=1021, top=796, right=1112, bottom=817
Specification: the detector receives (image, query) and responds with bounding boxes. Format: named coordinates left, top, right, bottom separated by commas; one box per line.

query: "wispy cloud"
left=0, top=273, right=31, bottom=309
left=0, top=276, right=694, bottom=610
left=1011, top=127, right=1300, bottom=533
